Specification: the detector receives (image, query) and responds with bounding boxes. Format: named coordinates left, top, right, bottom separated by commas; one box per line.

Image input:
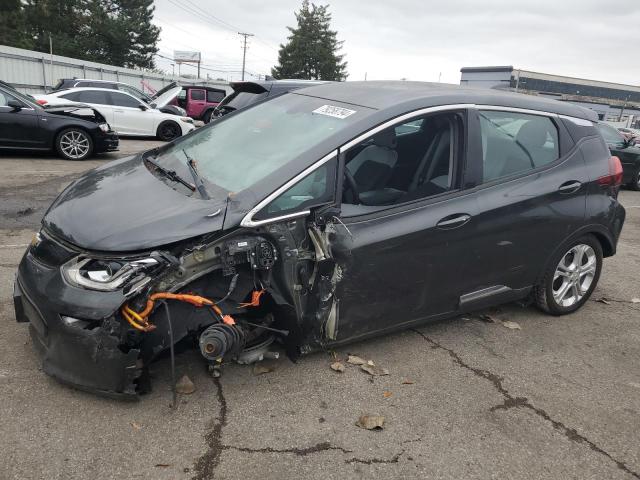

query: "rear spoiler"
left=230, top=81, right=269, bottom=94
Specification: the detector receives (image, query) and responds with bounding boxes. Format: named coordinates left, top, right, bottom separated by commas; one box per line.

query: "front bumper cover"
left=14, top=249, right=141, bottom=399
left=95, top=132, right=119, bottom=153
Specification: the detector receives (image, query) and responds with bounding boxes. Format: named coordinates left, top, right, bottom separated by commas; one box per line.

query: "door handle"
left=436, top=213, right=471, bottom=229
left=114, top=109, right=124, bottom=113
left=558, top=181, right=582, bottom=194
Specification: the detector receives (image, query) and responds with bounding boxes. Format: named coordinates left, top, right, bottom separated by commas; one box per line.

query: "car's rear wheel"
left=55, top=128, right=93, bottom=160
left=629, top=168, right=640, bottom=191
left=157, top=121, right=181, bottom=141
left=534, top=235, right=602, bottom=315
left=203, top=109, right=213, bottom=123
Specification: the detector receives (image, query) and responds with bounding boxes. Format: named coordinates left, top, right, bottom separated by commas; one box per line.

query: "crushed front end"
left=14, top=214, right=343, bottom=399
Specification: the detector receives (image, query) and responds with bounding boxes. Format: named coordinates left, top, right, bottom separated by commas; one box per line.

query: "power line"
left=165, top=0, right=279, bottom=55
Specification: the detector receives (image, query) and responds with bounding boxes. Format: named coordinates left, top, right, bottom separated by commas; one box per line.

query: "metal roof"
left=295, top=81, right=598, bottom=120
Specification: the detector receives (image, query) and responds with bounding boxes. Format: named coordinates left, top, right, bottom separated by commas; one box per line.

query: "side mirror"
left=7, top=99, right=23, bottom=111
left=138, top=104, right=148, bottom=111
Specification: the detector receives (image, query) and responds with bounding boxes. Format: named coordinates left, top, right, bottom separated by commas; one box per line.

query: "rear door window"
left=60, top=91, right=82, bottom=102
left=62, top=90, right=110, bottom=104
left=190, top=89, right=205, bottom=101
left=109, top=91, right=141, bottom=108
left=479, top=110, right=559, bottom=182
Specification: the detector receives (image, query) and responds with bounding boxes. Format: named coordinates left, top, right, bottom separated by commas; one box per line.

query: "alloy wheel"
left=60, top=131, right=90, bottom=159
left=552, top=244, right=597, bottom=307
left=160, top=123, right=180, bottom=141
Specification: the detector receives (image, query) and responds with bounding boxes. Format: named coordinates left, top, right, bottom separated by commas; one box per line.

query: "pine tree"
left=14, top=0, right=159, bottom=69
left=0, top=0, right=33, bottom=48
left=272, top=0, right=347, bottom=81
left=81, top=0, right=160, bottom=69
left=22, top=0, right=85, bottom=58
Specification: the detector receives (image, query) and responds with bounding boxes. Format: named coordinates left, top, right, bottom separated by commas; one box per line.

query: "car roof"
left=293, top=81, right=598, bottom=121
left=51, top=87, right=136, bottom=96
left=69, top=79, right=118, bottom=84
left=182, top=85, right=226, bottom=91
left=230, top=79, right=327, bottom=92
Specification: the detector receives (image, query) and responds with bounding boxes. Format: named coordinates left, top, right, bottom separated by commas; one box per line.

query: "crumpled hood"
left=43, top=155, right=228, bottom=252
left=44, top=103, right=108, bottom=124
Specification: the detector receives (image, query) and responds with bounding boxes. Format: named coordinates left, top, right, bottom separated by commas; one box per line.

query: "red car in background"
left=155, top=83, right=227, bottom=123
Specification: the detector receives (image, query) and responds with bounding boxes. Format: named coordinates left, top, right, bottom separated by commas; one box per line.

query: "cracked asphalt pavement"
left=1, top=140, right=639, bottom=479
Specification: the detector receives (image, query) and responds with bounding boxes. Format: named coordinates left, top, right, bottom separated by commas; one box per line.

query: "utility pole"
left=49, top=34, right=53, bottom=91
left=238, top=32, right=254, bottom=81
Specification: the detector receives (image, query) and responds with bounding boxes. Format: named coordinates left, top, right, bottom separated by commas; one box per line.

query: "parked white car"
left=34, top=87, right=195, bottom=140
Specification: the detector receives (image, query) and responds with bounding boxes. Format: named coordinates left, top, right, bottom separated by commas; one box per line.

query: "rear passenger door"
left=463, top=108, right=587, bottom=304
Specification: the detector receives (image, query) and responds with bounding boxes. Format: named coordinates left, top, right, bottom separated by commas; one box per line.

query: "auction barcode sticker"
left=312, top=104, right=356, bottom=119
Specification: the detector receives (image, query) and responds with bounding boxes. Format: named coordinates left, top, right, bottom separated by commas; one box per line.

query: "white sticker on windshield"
left=312, top=104, right=356, bottom=119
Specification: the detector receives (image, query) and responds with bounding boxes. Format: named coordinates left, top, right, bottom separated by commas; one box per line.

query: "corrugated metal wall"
left=0, top=45, right=229, bottom=95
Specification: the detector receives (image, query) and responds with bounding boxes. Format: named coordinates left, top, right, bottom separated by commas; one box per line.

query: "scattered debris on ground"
left=347, top=355, right=367, bottom=365
left=501, top=321, right=522, bottom=330
left=130, top=421, right=142, bottom=430
left=253, top=360, right=277, bottom=376
left=360, top=362, right=389, bottom=376
left=402, top=379, right=415, bottom=385
left=383, top=391, right=393, bottom=398
left=356, top=414, right=385, bottom=430
left=632, top=298, right=640, bottom=304
left=596, top=297, right=611, bottom=305
left=330, top=361, right=346, bottom=372
left=175, top=375, right=196, bottom=394
left=478, top=314, right=498, bottom=323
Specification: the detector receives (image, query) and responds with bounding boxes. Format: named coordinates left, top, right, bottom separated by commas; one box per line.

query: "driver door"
left=0, top=90, right=45, bottom=148
left=329, top=109, right=480, bottom=342
left=108, top=91, right=152, bottom=135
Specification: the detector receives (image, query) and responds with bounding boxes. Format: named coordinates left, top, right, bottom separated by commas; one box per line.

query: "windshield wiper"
left=144, top=156, right=195, bottom=192
left=182, top=149, right=210, bottom=200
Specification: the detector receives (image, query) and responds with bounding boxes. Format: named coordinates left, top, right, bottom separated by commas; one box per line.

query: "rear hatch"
left=214, top=82, right=270, bottom=117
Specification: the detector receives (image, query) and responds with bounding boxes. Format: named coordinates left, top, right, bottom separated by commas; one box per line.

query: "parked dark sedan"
left=212, top=79, right=326, bottom=118
left=14, top=81, right=625, bottom=398
left=0, top=83, right=118, bottom=160
left=596, top=122, right=640, bottom=190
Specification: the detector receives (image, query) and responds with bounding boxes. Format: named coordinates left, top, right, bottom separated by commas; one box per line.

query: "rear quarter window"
left=207, top=90, right=225, bottom=103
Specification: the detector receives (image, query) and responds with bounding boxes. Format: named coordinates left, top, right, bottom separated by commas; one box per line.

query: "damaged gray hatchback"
left=14, top=81, right=625, bottom=398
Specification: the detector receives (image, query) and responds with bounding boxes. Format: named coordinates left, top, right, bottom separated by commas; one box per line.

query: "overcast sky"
left=152, top=0, right=640, bottom=85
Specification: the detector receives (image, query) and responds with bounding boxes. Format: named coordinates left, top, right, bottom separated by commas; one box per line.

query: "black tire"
left=629, top=168, right=640, bottom=191
left=534, top=235, right=603, bottom=315
left=156, top=121, right=182, bottom=141
left=202, top=109, right=213, bottom=124
left=55, top=128, right=94, bottom=161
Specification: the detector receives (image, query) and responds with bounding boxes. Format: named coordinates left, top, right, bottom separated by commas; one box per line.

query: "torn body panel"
left=14, top=218, right=335, bottom=397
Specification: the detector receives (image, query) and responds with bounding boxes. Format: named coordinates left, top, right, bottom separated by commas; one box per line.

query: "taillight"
left=36, top=99, right=48, bottom=105
left=597, top=155, right=623, bottom=187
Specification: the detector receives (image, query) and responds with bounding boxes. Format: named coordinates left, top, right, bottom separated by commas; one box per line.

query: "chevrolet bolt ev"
left=13, top=82, right=625, bottom=398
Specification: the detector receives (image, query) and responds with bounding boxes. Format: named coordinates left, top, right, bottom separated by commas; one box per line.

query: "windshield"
left=597, top=123, right=624, bottom=144
left=155, top=93, right=373, bottom=193
left=1, top=87, right=42, bottom=110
